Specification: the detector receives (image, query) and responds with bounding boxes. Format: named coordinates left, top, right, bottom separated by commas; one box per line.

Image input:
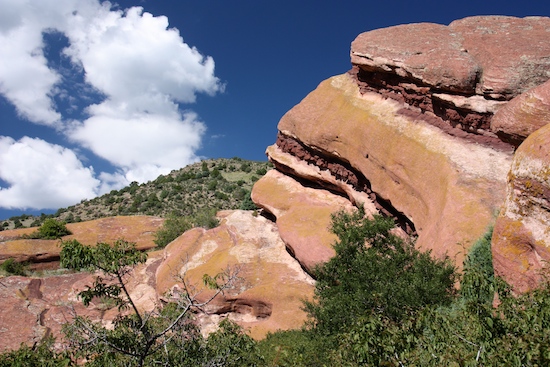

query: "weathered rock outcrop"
left=0, top=211, right=314, bottom=350
left=492, top=124, right=550, bottom=292
left=253, top=15, right=550, bottom=286
left=0, top=216, right=162, bottom=270
left=256, top=74, right=511, bottom=268
left=156, top=210, right=314, bottom=339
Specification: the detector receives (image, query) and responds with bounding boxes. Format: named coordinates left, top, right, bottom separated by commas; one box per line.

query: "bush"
left=36, top=219, right=71, bottom=239
left=304, top=206, right=457, bottom=335
left=0, top=337, right=72, bottom=366
left=239, top=190, right=257, bottom=210
left=0, top=258, right=27, bottom=276
left=154, top=214, right=193, bottom=248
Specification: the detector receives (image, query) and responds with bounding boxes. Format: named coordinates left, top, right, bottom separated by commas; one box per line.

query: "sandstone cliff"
left=253, top=15, right=550, bottom=291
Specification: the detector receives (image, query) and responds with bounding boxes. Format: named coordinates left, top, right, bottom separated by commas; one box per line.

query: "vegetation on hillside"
left=0, top=158, right=271, bottom=230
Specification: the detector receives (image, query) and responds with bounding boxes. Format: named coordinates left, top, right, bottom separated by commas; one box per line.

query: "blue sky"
left=1, top=0, right=549, bottom=219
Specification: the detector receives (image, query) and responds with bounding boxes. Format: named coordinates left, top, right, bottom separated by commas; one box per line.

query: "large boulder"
left=352, top=16, right=550, bottom=99
left=491, top=79, right=550, bottom=146
left=156, top=210, right=314, bottom=339
left=351, top=16, right=550, bottom=147
left=266, top=72, right=511, bottom=268
left=492, top=124, right=550, bottom=292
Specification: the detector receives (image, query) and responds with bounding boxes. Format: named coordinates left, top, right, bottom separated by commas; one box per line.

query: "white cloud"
left=68, top=111, right=206, bottom=183
left=0, top=0, right=65, bottom=125
left=0, top=136, right=100, bottom=209
left=0, top=0, right=222, bottom=210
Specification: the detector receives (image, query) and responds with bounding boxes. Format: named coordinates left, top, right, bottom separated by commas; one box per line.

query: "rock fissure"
left=350, top=67, right=512, bottom=151
left=275, top=132, right=416, bottom=235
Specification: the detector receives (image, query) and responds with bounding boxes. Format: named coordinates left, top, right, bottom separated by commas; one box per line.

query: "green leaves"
left=305, top=208, right=456, bottom=335
left=60, top=239, right=147, bottom=273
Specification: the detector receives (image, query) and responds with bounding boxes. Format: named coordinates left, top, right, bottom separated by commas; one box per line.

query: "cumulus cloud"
left=68, top=111, right=206, bottom=183
left=0, top=136, right=100, bottom=209
left=0, top=0, right=222, bottom=210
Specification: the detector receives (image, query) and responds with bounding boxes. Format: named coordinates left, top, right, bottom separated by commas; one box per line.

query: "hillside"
left=1, top=158, right=271, bottom=230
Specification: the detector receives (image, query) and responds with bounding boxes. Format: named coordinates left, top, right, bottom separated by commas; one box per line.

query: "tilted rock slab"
left=267, top=73, right=512, bottom=267
left=493, top=124, right=550, bottom=292
left=0, top=216, right=162, bottom=269
left=252, top=168, right=361, bottom=272
left=156, top=210, right=314, bottom=340
left=491, top=79, right=550, bottom=146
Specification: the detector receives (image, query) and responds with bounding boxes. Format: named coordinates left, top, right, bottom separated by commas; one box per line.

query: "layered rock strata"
left=253, top=16, right=550, bottom=289
left=351, top=16, right=550, bottom=147
left=255, top=73, right=511, bottom=269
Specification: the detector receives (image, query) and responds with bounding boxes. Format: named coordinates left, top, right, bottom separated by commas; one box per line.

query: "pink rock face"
left=352, top=16, right=550, bottom=99
left=351, top=16, right=550, bottom=147
left=0, top=273, right=108, bottom=351
left=268, top=73, right=511, bottom=272
left=491, top=79, right=550, bottom=146
left=251, top=169, right=358, bottom=273
left=156, top=210, right=314, bottom=339
left=352, top=23, right=479, bottom=94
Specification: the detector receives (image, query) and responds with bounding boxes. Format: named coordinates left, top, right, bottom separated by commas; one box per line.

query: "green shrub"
left=239, top=190, right=257, bottom=210
left=0, top=337, right=72, bottom=366
left=304, top=206, right=457, bottom=335
left=154, top=214, right=193, bottom=248
left=36, top=219, right=71, bottom=239
left=0, top=258, right=28, bottom=276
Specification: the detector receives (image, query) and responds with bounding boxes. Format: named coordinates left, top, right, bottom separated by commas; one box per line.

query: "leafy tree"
left=59, top=239, right=243, bottom=367
left=304, top=206, right=457, bottom=336
left=0, top=337, right=72, bottom=367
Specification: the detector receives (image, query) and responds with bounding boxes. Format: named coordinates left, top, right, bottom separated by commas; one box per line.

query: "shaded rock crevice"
left=207, top=298, right=272, bottom=320
left=350, top=67, right=512, bottom=151
left=275, top=132, right=416, bottom=235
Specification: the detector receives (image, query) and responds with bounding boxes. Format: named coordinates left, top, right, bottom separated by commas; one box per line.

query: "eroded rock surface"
left=351, top=16, right=550, bottom=146
left=493, top=124, right=550, bottom=292
left=266, top=73, right=511, bottom=267
left=156, top=210, right=314, bottom=339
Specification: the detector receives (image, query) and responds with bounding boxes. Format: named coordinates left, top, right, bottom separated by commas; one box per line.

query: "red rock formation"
left=0, top=211, right=314, bottom=350
left=261, top=73, right=511, bottom=269
left=351, top=16, right=550, bottom=146
left=493, top=123, right=550, bottom=292
left=156, top=210, right=314, bottom=339
left=491, top=79, right=550, bottom=146
left=250, top=16, right=550, bottom=292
